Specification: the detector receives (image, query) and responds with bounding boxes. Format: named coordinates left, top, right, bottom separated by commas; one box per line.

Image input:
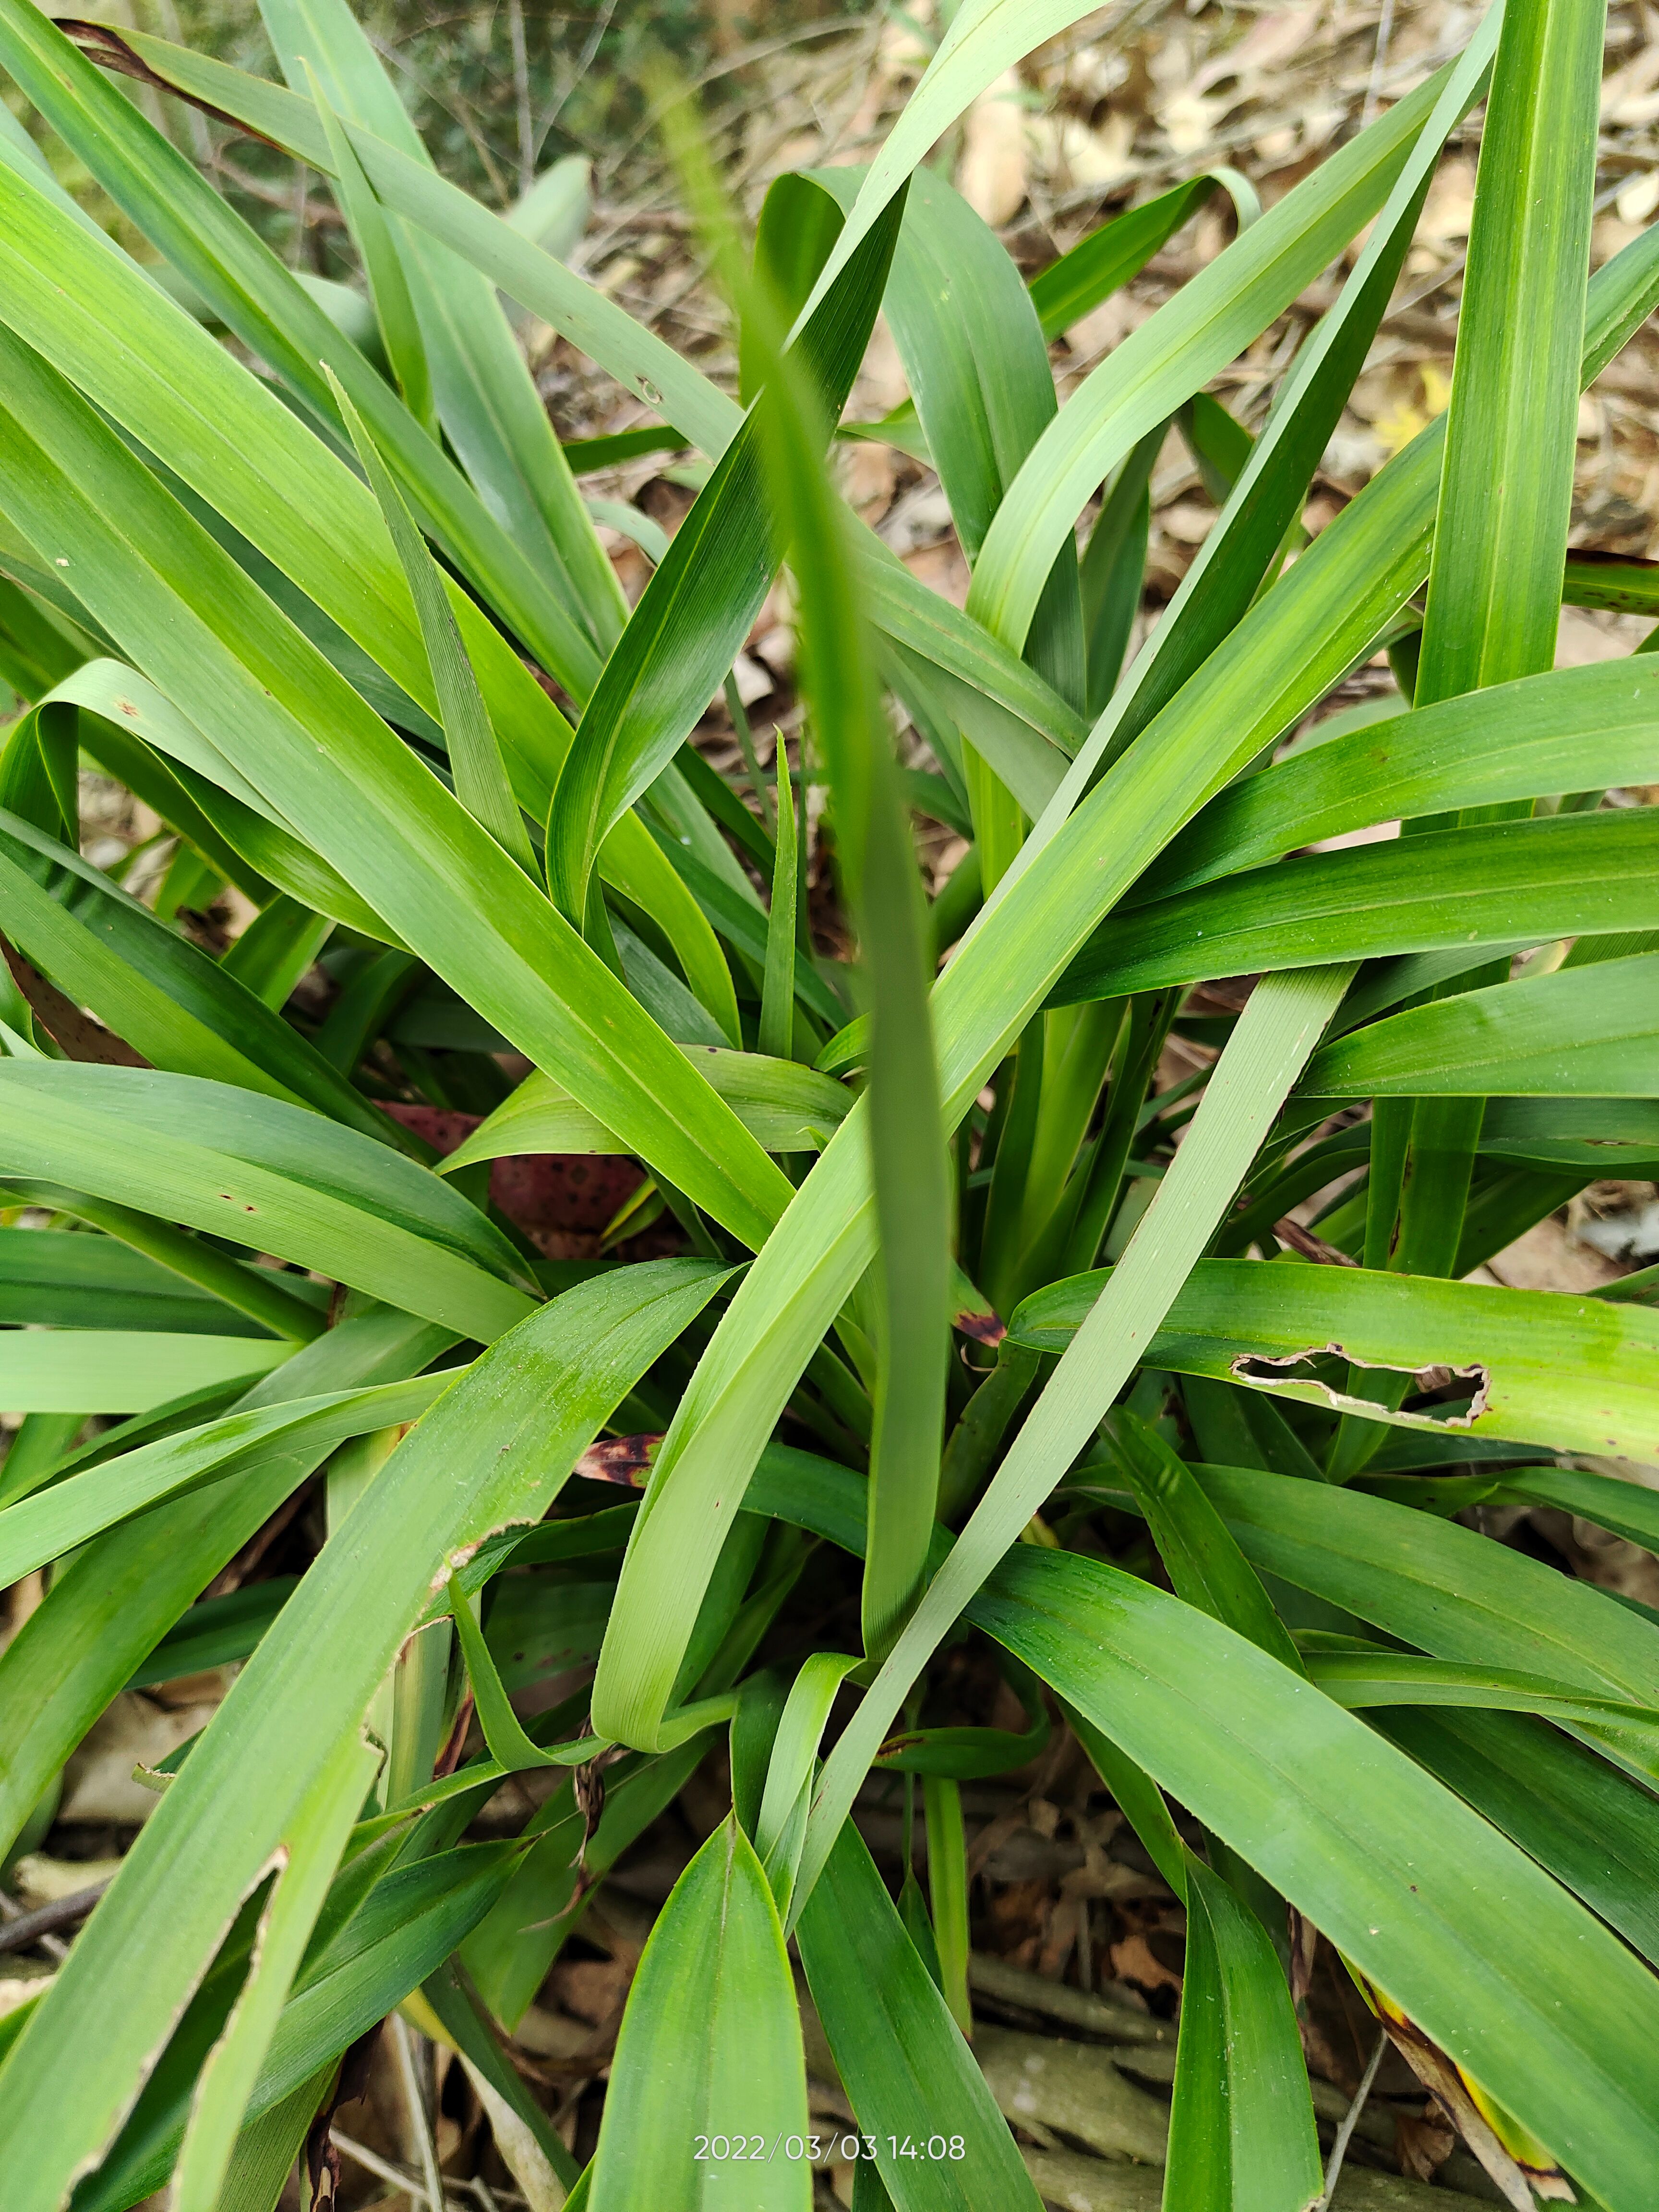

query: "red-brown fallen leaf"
left=380, top=1103, right=645, bottom=1237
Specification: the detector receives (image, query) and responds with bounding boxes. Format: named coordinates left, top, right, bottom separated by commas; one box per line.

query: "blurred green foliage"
left=7, top=0, right=856, bottom=265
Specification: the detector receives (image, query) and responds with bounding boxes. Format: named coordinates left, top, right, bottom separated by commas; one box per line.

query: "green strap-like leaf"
left=0, top=796, right=384, bottom=1132
left=1302, top=1650, right=1659, bottom=1763
left=966, top=63, right=1450, bottom=655
left=0, top=1263, right=729, bottom=2210
left=580, top=221, right=1659, bottom=1790
left=542, top=198, right=905, bottom=926
left=0, top=3, right=605, bottom=704
left=795, top=0, right=1169, bottom=333
left=789, top=966, right=1356, bottom=1905
left=300, top=59, right=433, bottom=431
left=258, top=0, right=625, bottom=658
left=0, top=1375, right=448, bottom=1584
left=1030, top=171, right=1258, bottom=341
left=219, top=896, right=334, bottom=1012
left=759, top=753, right=799, bottom=1065
left=0, top=1062, right=530, bottom=1305
left=1192, top=1467, right=1659, bottom=1712
left=796, top=1819, right=1043, bottom=2212
left=1010, top=1256, right=1659, bottom=1463
left=1500, top=1461, right=1659, bottom=1557
left=1163, top=1856, right=1322, bottom=2212
left=1373, top=1706, right=1659, bottom=1971
left=1084, top=18, right=1494, bottom=784
left=1053, top=810, right=1659, bottom=1004
left=1418, top=0, right=1602, bottom=710
left=328, top=373, right=535, bottom=871
left=1105, top=1409, right=1304, bottom=1673
left=0, top=337, right=794, bottom=1250
left=440, top=1052, right=849, bottom=1166
left=0, top=1327, right=290, bottom=1413
left=1139, top=655, right=1659, bottom=903
left=589, top=1817, right=810, bottom=2212
left=970, top=1544, right=1659, bottom=2212
left=0, top=1225, right=276, bottom=1339
left=1300, top=954, right=1659, bottom=1096
left=755, top=1650, right=864, bottom=1913
left=922, top=1776, right=973, bottom=2038
left=74, top=1843, right=520, bottom=2212
left=171, top=1730, right=380, bottom=2212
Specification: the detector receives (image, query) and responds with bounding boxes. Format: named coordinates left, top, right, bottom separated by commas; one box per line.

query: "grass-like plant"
left=0, top=0, right=1657, bottom=2205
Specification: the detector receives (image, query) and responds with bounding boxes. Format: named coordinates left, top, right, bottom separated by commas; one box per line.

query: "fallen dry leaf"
left=56, top=1692, right=221, bottom=1826
left=958, top=71, right=1030, bottom=227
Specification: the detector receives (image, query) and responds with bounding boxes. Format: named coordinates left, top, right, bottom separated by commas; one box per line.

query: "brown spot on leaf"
left=955, top=1306, right=1007, bottom=1346
left=1, top=934, right=148, bottom=1068
left=573, top=1433, right=662, bottom=1488
left=61, top=19, right=290, bottom=148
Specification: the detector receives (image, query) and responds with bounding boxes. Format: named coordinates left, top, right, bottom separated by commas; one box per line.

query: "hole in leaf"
left=1229, top=1343, right=1491, bottom=1428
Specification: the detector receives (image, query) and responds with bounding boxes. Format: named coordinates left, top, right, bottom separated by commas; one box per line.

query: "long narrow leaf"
left=790, top=965, right=1355, bottom=1903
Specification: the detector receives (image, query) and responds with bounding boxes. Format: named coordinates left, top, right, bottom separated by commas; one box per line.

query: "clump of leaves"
left=0, top=0, right=1657, bottom=2207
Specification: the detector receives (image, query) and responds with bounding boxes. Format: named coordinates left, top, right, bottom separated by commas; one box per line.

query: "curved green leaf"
left=1415, top=0, right=1602, bottom=710
left=1011, top=1256, right=1659, bottom=1462
left=1054, top=810, right=1659, bottom=1004
left=0, top=799, right=388, bottom=1134
left=0, top=1375, right=447, bottom=1584
left=73, top=1841, right=520, bottom=2212
left=256, top=0, right=624, bottom=658
left=441, top=1052, right=851, bottom=1166
left=1301, top=954, right=1659, bottom=1096
left=589, top=1817, right=810, bottom=2212
left=789, top=967, right=1355, bottom=1903
left=0, top=1327, right=289, bottom=1414
left=1304, top=1650, right=1659, bottom=1781
left=1372, top=1706, right=1659, bottom=1969
left=0, top=1306, right=449, bottom=1862
left=796, top=1819, right=1042, bottom=2212
left=0, top=3, right=603, bottom=701
left=798, top=0, right=1184, bottom=333
left=0, top=1262, right=729, bottom=2211
left=0, top=335, right=793, bottom=1250
left=974, top=1544, right=1659, bottom=2212
left=1030, top=172, right=1257, bottom=342
left=0, top=1226, right=271, bottom=1336
left=1139, top=658, right=1659, bottom=905
left=543, top=197, right=904, bottom=923
left=1199, top=1467, right=1659, bottom=1710
left=1164, top=1856, right=1321, bottom=2212
left=96, top=17, right=741, bottom=459
left=966, top=67, right=1448, bottom=653
left=0, top=1065, right=532, bottom=1336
